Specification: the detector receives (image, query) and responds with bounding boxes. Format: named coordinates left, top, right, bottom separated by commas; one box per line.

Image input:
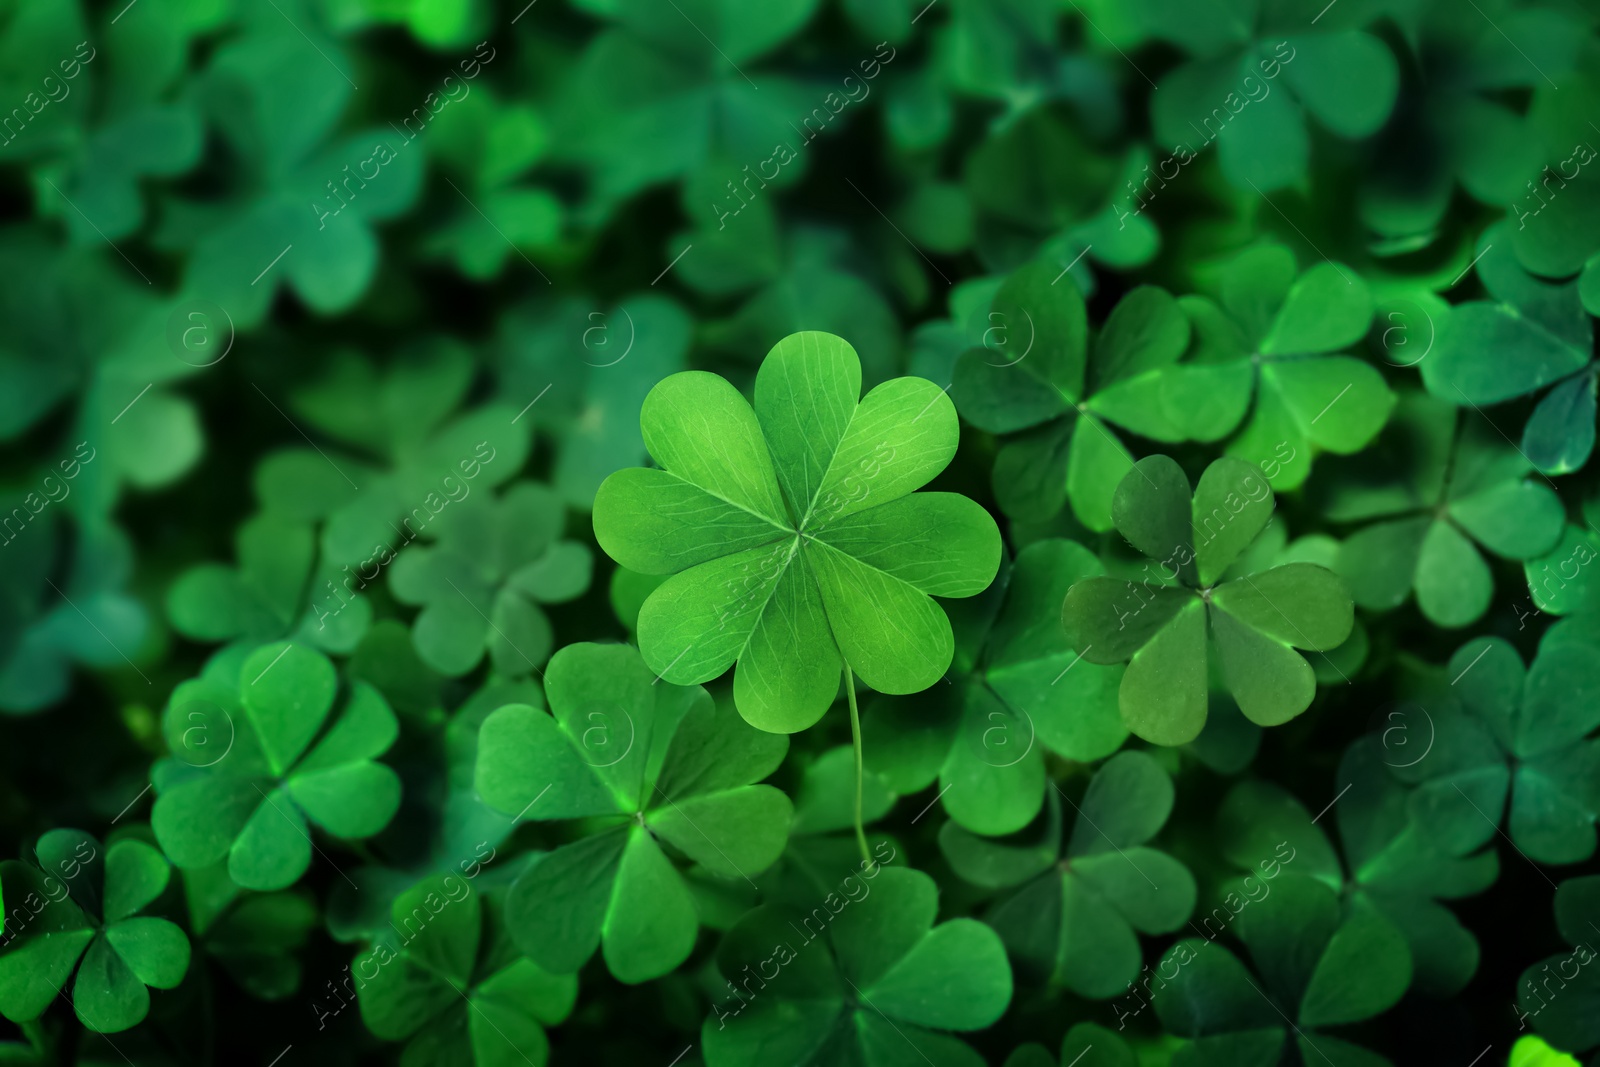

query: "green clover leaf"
left=1517, top=877, right=1600, bottom=1056
left=942, top=751, right=1197, bottom=999
left=1394, top=623, right=1600, bottom=866
left=1318, top=390, right=1565, bottom=628
left=474, top=643, right=792, bottom=984
left=389, top=483, right=592, bottom=677
left=1217, top=740, right=1497, bottom=998
left=594, top=331, right=1001, bottom=732
left=1063, top=455, right=1353, bottom=745
left=167, top=512, right=371, bottom=655
left=1146, top=13, right=1399, bottom=191
left=701, top=866, right=1012, bottom=1067
left=863, top=539, right=1127, bottom=836
left=0, top=830, right=190, bottom=1034
left=1165, top=244, right=1393, bottom=489
left=953, top=266, right=1193, bottom=529
left=183, top=861, right=318, bottom=1001
left=1151, top=873, right=1412, bottom=1066
left=356, top=873, right=577, bottom=1067
left=1422, top=230, right=1597, bottom=477
left=151, top=641, right=402, bottom=890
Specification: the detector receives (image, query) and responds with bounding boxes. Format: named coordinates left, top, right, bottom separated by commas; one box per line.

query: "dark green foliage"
left=5, top=1, right=1600, bottom=1065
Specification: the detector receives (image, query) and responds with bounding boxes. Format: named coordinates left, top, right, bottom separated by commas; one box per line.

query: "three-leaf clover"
left=357, top=873, right=577, bottom=1067
left=1151, top=872, right=1412, bottom=1066
left=1392, top=625, right=1600, bottom=866
left=0, top=830, right=190, bottom=1033
left=1145, top=11, right=1399, bottom=191
left=389, top=483, right=592, bottom=677
left=183, top=861, right=318, bottom=1002
left=952, top=264, right=1193, bottom=529
left=941, top=751, right=1196, bottom=998
left=1216, top=739, right=1497, bottom=998
left=151, top=641, right=403, bottom=890
left=1063, top=455, right=1353, bottom=745
left=1317, top=389, right=1565, bottom=627
left=1423, top=230, right=1597, bottom=476
left=701, top=866, right=1012, bottom=1067
left=1158, top=244, right=1393, bottom=488
left=474, top=642, right=792, bottom=983
left=864, top=539, right=1127, bottom=836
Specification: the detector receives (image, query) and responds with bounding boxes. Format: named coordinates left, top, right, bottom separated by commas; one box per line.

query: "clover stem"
left=843, top=664, right=873, bottom=871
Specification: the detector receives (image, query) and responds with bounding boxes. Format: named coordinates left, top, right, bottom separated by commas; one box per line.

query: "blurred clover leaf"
left=1360, top=10, right=1580, bottom=239
left=1517, top=876, right=1600, bottom=1056
left=1002, top=1023, right=1140, bottom=1067
left=701, top=866, right=1012, bottom=1067
left=593, top=331, right=1000, bottom=857
left=356, top=873, right=577, bottom=1067
left=553, top=0, right=823, bottom=207
left=0, top=830, right=190, bottom=1033
left=941, top=751, right=1196, bottom=999
left=474, top=643, right=791, bottom=983
left=389, top=483, right=592, bottom=678
left=1145, top=10, right=1399, bottom=191
left=175, top=12, right=422, bottom=327
left=1217, top=740, right=1497, bottom=998
left=1509, top=64, right=1600, bottom=278
left=494, top=293, right=692, bottom=507
left=183, top=861, right=318, bottom=1002
left=257, top=341, right=531, bottom=570
left=1151, top=872, right=1412, bottom=1066
left=1423, top=230, right=1597, bottom=477
left=0, top=512, right=147, bottom=714
left=863, top=540, right=1127, bottom=836
left=1167, top=244, right=1393, bottom=489
left=1393, top=625, right=1600, bottom=866
left=167, top=512, right=371, bottom=656
left=1317, top=390, right=1565, bottom=628
left=952, top=265, right=1193, bottom=529
left=151, top=641, right=402, bottom=890
left=1063, top=455, right=1353, bottom=745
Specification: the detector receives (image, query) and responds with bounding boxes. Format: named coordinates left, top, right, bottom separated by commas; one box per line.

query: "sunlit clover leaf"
left=863, top=539, right=1127, bottom=836
left=0, top=513, right=147, bottom=714
left=494, top=293, right=692, bottom=507
left=1517, top=876, right=1600, bottom=1057
left=943, top=751, right=1196, bottom=999
left=553, top=0, right=821, bottom=205
left=1317, top=390, right=1564, bottom=627
left=357, top=873, right=577, bottom=1067
left=1162, top=244, right=1391, bottom=489
left=474, top=643, right=791, bottom=983
left=167, top=512, right=371, bottom=655
left=1392, top=626, right=1600, bottom=866
left=183, top=861, right=317, bottom=1001
left=0, top=831, right=189, bottom=1033
left=389, top=483, right=591, bottom=677
left=701, top=866, right=1011, bottom=1067
left=1063, top=455, right=1353, bottom=745
left=1422, top=230, right=1596, bottom=476
left=952, top=264, right=1192, bottom=529
left=592, top=331, right=1002, bottom=734
left=1151, top=872, right=1411, bottom=1067
left=151, top=641, right=402, bottom=890
left=179, top=23, right=422, bottom=327
left=1216, top=742, right=1497, bottom=999
left=1145, top=9, right=1399, bottom=191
